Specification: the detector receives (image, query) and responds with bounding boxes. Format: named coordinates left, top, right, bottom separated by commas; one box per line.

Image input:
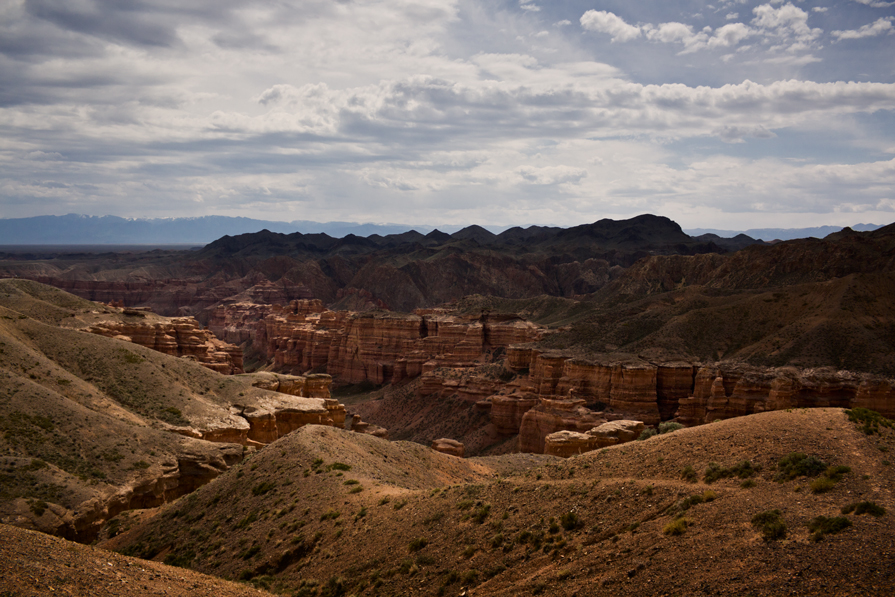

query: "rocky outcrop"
left=85, top=315, right=244, bottom=374
left=18, top=441, right=246, bottom=543
left=676, top=364, right=895, bottom=425
left=491, top=392, right=540, bottom=435
left=214, top=300, right=547, bottom=385
left=518, top=398, right=606, bottom=454
left=544, top=420, right=645, bottom=458
left=431, top=438, right=465, bottom=458
left=347, top=414, right=389, bottom=438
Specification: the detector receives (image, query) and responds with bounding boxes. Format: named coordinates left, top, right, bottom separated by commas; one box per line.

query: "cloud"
left=582, top=10, right=755, bottom=53
left=751, top=2, right=823, bottom=50
left=832, top=17, right=894, bottom=40
left=852, top=0, right=895, bottom=7
left=0, top=0, right=893, bottom=228
left=580, top=10, right=642, bottom=42
left=516, top=165, right=587, bottom=185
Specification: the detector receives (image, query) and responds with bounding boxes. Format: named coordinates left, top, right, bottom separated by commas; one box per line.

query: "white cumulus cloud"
left=832, top=17, right=894, bottom=40
left=580, top=10, right=642, bottom=42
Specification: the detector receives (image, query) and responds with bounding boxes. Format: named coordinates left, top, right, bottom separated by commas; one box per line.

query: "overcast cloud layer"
left=1, top=0, right=894, bottom=229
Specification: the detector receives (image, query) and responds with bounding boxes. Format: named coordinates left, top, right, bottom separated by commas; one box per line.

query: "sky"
left=1, top=0, right=894, bottom=230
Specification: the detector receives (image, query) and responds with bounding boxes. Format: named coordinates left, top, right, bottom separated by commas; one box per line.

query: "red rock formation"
left=85, top=315, right=244, bottom=374
left=221, top=301, right=548, bottom=385
left=491, top=392, right=540, bottom=435
left=544, top=420, right=645, bottom=457
left=431, top=438, right=465, bottom=457
left=676, top=364, right=895, bottom=425
left=518, top=398, right=606, bottom=453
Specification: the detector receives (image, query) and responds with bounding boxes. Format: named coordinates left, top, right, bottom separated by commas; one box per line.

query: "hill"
left=107, top=408, right=895, bottom=596
left=0, top=279, right=343, bottom=541
left=0, top=523, right=276, bottom=597
left=0, top=215, right=750, bottom=315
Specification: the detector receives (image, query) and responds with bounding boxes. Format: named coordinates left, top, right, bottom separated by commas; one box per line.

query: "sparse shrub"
left=349, top=486, right=364, bottom=494
left=378, top=496, right=390, bottom=506
left=741, top=479, right=757, bottom=488
left=663, top=518, right=689, bottom=535
left=641, top=485, right=654, bottom=496
left=807, top=516, right=851, bottom=542
left=775, top=453, right=827, bottom=481
left=841, top=501, right=886, bottom=517
left=461, top=545, right=477, bottom=559
left=457, top=499, right=474, bottom=510
left=704, top=460, right=759, bottom=484
left=659, top=421, right=685, bottom=434
left=751, top=510, right=786, bottom=541
left=846, top=408, right=894, bottom=435
left=235, top=511, right=258, bottom=529
left=560, top=511, right=582, bottom=531
left=319, top=575, right=346, bottom=597
left=490, top=533, right=504, bottom=548
left=327, top=462, right=351, bottom=472
left=393, top=500, right=407, bottom=510
left=637, top=428, right=657, bottom=441
left=29, top=499, right=48, bottom=517
left=252, top=481, right=276, bottom=496
left=809, top=476, right=837, bottom=494
left=471, top=504, right=491, bottom=524
left=320, top=510, right=340, bottom=521
left=680, top=465, right=697, bottom=483
left=343, top=479, right=359, bottom=485
left=547, top=518, right=560, bottom=534
left=461, top=570, right=479, bottom=585
left=810, top=465, right=851, bottom=493
left=408, top=537, right=428, bottom=553
left=423, top=511, right=445, bottom=525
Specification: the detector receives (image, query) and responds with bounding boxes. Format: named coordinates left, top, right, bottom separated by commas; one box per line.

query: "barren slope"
left=108, top=408, right=895, bottom=596
left=0, top=279, right=336, bottom=541
left=0, top=523, right=275, bottom=597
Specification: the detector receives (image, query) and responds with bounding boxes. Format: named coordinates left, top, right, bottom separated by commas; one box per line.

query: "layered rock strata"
left=677, top=364, right=895, bottom=424
left=210, top=300, right=546, bottom=385
left=85, top=316, right=244, bottom=374
left=518, top=398, right=606, bottom=454
left=544, top=420, right=645, bottom=458
left=431, top=438, right=465, bottom=458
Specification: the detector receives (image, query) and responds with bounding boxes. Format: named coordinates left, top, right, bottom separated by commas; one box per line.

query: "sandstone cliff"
left=85, top=312, right=244, bottom=374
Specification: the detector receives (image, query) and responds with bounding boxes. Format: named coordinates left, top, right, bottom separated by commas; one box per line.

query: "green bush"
left=775, top=453, right=827, bottom=481
left=704, top=460, right=760, bottom=484
left=807, top=516, right=851, bottom=542
left=637, top=428, right=657, bottom=441
left=659, top=422, right=685, bottom=434
left=471, top=504, right=491, bottom=524
left=663, top=518, right=688, bottom=535
left=560, top=511, right=583, bottom=531
left=680, top=465, right=697, bottom=483
left=810, top=465, right=851, bottom=493
left=846, top=408, right=894, bottom=435
left=751, top=510, right=786, bottom=541
left=841, top=501, right=886, bottom=517
left=408, top=537, right=428, bottom=553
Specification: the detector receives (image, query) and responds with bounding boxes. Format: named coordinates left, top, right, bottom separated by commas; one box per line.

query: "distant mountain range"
left=0, top=213, right=885, bottom=245
left=684, top=223, right=884, bottom=241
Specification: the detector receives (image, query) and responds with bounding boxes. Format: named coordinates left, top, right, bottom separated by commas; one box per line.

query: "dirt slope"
left=107, top=408, right=895, bottom=596
left=0, top=523, right=275, bottom=597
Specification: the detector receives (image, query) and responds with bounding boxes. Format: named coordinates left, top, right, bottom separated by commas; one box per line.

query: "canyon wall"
left=206, top=301, right=895, bottom=457
left=86, top=314, right=244, bottom=374
left=209, top=300, right=547, bottom=385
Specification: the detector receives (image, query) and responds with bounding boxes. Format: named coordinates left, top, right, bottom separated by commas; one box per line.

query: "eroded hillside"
left=106, top=408, right=895, bottom=596
left=0, top=279, right=347, bottom=541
